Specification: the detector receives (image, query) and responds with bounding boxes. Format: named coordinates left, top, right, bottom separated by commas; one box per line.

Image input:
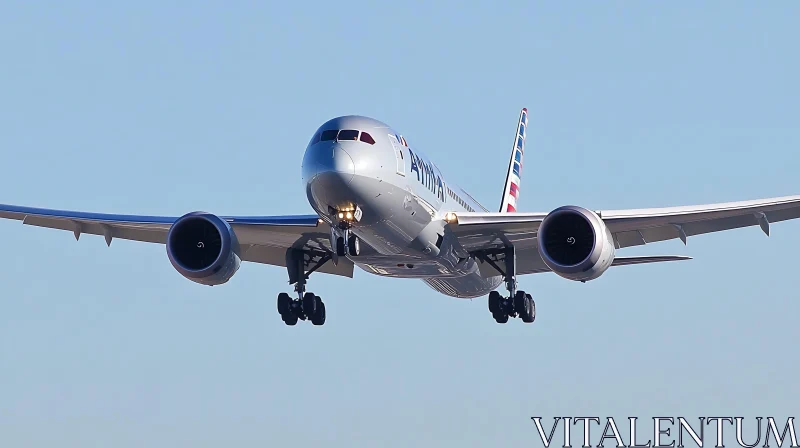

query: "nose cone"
left=303, top=143, right=355, bottom=184
left=302, top=143, right=356, bottom=213
left=329, top=144, right=356, bottom=183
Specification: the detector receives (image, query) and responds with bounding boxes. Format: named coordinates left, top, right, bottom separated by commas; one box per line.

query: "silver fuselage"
left=302, top=115, right=502, bottom=298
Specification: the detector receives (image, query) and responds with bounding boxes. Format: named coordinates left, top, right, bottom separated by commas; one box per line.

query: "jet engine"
left=166, top=212, right=241, bottom=286
left=536, top=206, right=615, bottom=282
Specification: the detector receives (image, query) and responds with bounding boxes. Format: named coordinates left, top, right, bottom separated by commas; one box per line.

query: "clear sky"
left=1, top=2, right=798, bottom=447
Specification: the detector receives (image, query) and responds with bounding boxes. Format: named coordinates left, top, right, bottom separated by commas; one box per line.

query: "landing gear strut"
left=478, top=246, right=536, bottom=324
left=277, top=248, right=329, bottom=326
left=331, top=205, right=361, bottom=258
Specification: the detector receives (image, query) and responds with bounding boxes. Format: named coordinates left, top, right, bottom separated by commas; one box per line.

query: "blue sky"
left=1, top=2, right=798, bottom=447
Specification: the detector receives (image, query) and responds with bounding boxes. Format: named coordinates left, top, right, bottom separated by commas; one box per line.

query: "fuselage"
left=301, top=115, right=502, bottom=298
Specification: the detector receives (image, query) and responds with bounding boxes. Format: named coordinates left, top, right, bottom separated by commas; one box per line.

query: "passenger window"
left=360, top=132, right=376, bottom=144
left=338, top=130, right=359, bottom=141
left=321, top=129, right=338, bottom=141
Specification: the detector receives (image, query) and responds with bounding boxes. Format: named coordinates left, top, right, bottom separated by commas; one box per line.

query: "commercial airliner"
left=2, top=109, right=799, bottom=326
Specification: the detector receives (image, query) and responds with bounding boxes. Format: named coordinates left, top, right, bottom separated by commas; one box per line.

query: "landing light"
left=335, top=205, right=362, bottom=226
left=445, top=212, right=458, bottom=224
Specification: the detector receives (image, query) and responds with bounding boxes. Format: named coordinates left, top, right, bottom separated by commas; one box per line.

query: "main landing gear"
left=477, top=246, right=536, bottom=324
left=488, top=290, right=535, bottom=324
left=277, top=248, right=329, bottom=326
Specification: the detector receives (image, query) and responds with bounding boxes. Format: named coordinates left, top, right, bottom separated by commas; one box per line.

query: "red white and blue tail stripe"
left=499, top=108, right=528, bottom=213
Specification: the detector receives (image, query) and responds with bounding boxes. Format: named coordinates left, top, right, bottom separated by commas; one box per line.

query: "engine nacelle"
left=536, top=206, right=615, bottom=282
left=166, top=212, right=241, bottom=286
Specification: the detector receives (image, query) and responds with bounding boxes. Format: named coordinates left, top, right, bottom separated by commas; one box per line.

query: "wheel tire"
left=347, top=235, right=360, bottom=256
left=513, top=290, right=527, bottom=315
left=521, top=293, right=536, bottom=323
left=311, top=299, right=326, bottom=326
left=336, top=237, right=346, bottom=257
left=488, top=291, right=502, bottom=314
left=493, top=312, right=509, bottom=324
left=277, top=292, right=291, bottom=315
left=282, top=312, right=298, bottom=326
left=302, top=292, right=317, bottom=317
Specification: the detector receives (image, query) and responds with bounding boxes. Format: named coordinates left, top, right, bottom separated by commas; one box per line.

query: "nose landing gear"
left=331, top=206, right=361, bottom=258
left=336, top=232, right=360, bottom=257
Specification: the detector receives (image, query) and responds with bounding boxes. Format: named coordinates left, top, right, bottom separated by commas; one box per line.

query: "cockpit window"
left=320, top=129, right=338, bottom=141
left=359, top=132, right=376, bottom=144
left=314, top=129, right=375, bottom=145
left=338, top=129, right=359, bottom=141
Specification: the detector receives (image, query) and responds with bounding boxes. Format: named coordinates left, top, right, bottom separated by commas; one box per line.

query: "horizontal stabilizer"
left=611, top=255, right=692, bottom=267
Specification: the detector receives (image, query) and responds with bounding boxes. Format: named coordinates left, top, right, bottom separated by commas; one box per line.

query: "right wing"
left=599, top=195, right=800, bottom=248
left=0, top=203, right=353, bottom=277
left=447, top=195, right=800, bottom=277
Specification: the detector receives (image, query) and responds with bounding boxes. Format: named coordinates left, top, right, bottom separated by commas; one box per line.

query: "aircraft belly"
left=422, top=273, right=503, bottom=299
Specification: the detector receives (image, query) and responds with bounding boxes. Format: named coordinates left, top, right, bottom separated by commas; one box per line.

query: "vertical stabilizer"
left=498, top=108, right=528, bottom=212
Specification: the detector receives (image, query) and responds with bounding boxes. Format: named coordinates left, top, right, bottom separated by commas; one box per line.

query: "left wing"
left=447, top=195, right=800, bottom=275
left=0, top=204, right=353, bottom=277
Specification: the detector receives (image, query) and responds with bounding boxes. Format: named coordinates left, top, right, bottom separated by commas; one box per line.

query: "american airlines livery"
left=3, top=109, right=799, bottom=326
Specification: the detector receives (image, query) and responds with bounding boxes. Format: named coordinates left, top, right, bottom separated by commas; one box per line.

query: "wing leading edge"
left=0, top=203, right=353, bottom=277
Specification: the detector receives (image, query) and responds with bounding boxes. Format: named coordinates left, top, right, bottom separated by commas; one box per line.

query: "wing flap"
left=611, top=255, right=692, bottom=266
left=475, top=246, right=551, bottom=278
left=21, top=214, right=170, bottom=244
left=25, top=217, right=169, bottom=244
left=477, top=252, right=692, bottom=278
left=242, top=244, right=354, bottom=277
left=230, top=222, right=329, bottom=249
left=447, top=211, right=546, bottom=252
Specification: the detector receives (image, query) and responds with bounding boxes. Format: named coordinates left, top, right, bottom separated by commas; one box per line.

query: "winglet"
left=498, top=108, right=528, bottom=213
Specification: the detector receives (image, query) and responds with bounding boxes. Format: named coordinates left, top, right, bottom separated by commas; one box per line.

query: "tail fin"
left=498, top=108, right=528, bottom=212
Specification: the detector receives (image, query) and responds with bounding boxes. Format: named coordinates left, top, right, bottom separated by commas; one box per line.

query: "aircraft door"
left=388, top=135, right=405, bottom=176
left=395, top=147, right=405, bottom=176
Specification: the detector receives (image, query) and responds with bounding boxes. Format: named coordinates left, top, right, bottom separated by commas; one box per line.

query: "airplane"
left=2, top=108, right=800, bottom=326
